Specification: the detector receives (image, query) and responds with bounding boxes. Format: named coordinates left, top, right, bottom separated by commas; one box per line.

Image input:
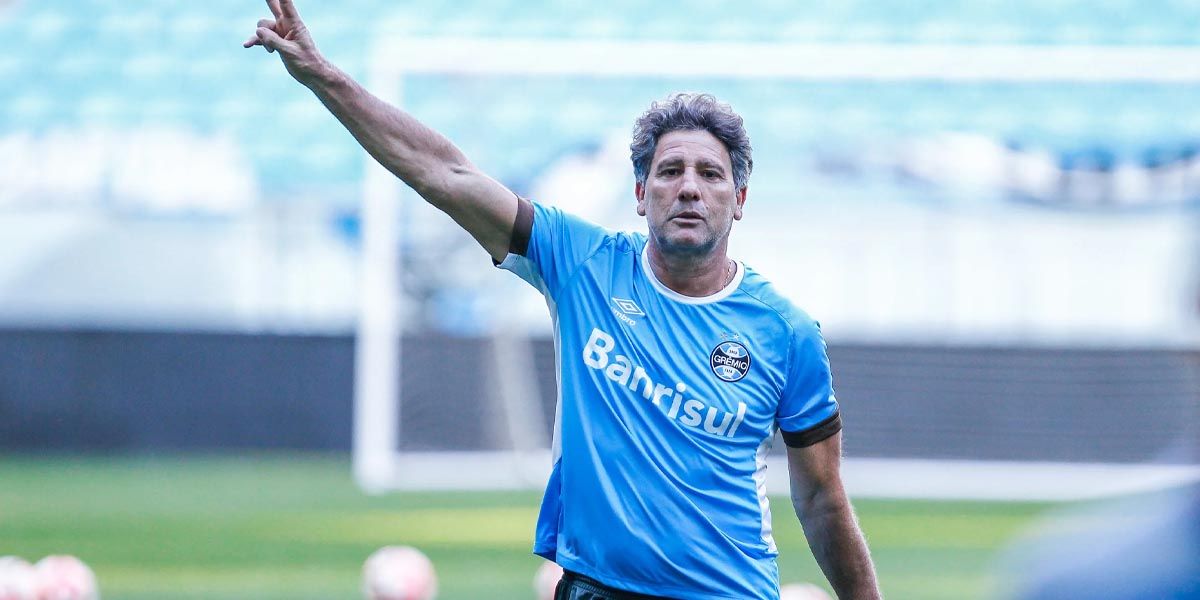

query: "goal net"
left=354, top=38, right=1200, bottom=497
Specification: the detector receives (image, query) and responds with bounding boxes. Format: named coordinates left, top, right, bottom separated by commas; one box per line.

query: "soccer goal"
left=354, top=37, right=1200, bottom=497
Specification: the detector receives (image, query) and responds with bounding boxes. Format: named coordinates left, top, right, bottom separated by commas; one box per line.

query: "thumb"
left=256, top=27, right=293, bottom=54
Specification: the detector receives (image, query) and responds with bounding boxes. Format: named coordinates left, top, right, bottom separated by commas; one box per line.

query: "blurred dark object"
left=999, top=422, right=1199, bottom=600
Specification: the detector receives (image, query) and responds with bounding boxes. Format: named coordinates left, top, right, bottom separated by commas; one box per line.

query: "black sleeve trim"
left=509, top=196, right=534, bottom=257
left=781, top=410, right=842, bottom=448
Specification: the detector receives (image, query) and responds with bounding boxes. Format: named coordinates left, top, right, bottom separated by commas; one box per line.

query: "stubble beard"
left=649, top=217, right=732, bottom=261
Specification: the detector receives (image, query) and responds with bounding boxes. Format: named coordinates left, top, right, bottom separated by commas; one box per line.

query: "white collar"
left=640, top=245, right=743, bottom=305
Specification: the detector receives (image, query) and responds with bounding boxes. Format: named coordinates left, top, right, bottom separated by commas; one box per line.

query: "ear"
left=635, top=181, right=647, bottom=216
left=733, top=187, right=747, bottom=221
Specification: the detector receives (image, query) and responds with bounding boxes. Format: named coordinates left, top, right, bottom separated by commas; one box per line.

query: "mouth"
left=671, top=211, right=704, bottom=223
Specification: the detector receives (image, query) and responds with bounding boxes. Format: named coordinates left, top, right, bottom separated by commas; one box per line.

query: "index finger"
left=278, top=0, right=300, bottom=20
left=266, top=0, right=282, bottom=20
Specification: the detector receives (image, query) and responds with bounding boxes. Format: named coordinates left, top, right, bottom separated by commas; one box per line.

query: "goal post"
left=353, top=38, right=1200, bottom=497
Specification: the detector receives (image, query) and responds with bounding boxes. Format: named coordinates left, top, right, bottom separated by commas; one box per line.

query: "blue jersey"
left=499, top=201, right=841, bottom=600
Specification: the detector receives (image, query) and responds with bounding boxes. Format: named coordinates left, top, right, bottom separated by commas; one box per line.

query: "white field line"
left=379, top=451, right=1200, bottom=501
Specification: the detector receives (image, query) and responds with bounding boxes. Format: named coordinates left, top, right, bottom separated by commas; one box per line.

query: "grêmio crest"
left=710, top=341, right=751, bottom=382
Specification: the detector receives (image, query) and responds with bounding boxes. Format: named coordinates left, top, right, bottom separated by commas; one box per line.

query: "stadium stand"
left=2, top=0, right=1199, bottom=195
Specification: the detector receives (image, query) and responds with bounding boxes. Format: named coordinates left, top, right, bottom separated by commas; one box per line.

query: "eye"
left=659, top=167, right=680, bottom=177
left=703, top=170, right=722, bottom=180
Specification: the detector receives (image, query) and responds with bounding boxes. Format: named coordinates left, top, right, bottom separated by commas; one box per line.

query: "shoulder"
left=736, top=264, right=822, bottom=341
left=531, top=200, right=637, bottom=249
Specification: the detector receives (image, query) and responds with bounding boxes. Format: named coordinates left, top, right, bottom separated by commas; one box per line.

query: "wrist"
left=303, top=56, right=343, bottom=90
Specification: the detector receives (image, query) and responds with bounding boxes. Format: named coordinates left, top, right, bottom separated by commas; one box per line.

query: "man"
left=245, top=2, right=882, bottom=598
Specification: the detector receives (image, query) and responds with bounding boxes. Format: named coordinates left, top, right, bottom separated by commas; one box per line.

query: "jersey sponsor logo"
left=710, top=341, right=751, bottom=382
left=610, top=297, right=644, bottom=327
left=582, top=327, right=747, bottom=438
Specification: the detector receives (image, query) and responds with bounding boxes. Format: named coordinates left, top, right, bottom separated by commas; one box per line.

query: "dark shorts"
left=554, top=570, right=677, bottom=600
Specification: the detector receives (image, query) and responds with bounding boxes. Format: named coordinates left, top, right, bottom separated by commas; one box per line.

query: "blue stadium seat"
left=0, top=0, right=1198, bottom=200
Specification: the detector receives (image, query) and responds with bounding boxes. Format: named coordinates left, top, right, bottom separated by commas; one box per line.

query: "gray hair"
left=630, top=92, right=753, bottom=191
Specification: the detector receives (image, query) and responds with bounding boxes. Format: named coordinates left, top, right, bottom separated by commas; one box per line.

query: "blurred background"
left=1, top=0, right=1198, bottom=599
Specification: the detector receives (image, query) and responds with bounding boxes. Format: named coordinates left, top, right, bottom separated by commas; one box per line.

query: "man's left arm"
left=787, top=431, right=882, bottom=600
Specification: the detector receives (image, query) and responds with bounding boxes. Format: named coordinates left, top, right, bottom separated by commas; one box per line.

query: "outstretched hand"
left=243, top=0, right=326, bottom=85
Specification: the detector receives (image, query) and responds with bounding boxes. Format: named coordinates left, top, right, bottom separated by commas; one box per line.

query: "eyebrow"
left=655, top=156, right=727, bottom=172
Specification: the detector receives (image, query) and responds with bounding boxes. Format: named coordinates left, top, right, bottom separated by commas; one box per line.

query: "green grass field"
left=0, top=454, right=1059, bottom=600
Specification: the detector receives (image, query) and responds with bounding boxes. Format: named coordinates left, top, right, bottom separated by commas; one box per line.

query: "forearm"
left=248, top=1, right=519, bottom=259
left=296, top=59, right=518, bottom=258
left=302, top=61, right=472, bottom=206
left=794, top=491, right=881, bottom=600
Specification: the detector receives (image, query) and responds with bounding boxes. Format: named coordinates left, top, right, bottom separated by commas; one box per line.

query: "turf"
left=0, top=454, right=1059, bottom=600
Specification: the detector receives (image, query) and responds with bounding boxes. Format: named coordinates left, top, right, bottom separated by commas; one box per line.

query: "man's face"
left=636, top=129, right=746, bottom=258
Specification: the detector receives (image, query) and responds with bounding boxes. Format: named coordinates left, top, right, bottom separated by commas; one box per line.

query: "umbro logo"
left=611, top=298, right=644, bottom=316
left=610, top=297, right=644, bottom=326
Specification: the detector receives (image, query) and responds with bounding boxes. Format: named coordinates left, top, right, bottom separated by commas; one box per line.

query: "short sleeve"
left=776, top=320, right=842, bottom=448
left=497, top=200, right=613, bottom=301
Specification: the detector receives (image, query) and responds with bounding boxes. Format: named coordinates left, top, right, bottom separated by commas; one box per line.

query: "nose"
left=677, top=169, right=701, bottom=201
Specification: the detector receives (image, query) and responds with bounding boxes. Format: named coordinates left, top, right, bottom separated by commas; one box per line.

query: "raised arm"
left=787, top=432, right=882, bottom=600
left=244, top=0, right=518, bottom=262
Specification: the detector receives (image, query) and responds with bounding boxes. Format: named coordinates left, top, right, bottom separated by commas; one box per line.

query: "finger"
left=266, top=0, right=282, bottom=19
left=256, top=27, right=292, bottom=54
left=257, top=18, right=276, bottom=29
left=243, top=34, right=263, bottom=48
left=278, top=0, right=300, bottom=20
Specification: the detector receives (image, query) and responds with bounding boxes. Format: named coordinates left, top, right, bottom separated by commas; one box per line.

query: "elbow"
left=790, top=487, right=819, bottom=521
left=791, top=500, right=827, bottom=526
left=408, top=160, right=476, bottom=207
left=792, top=484, right=849, bottom=522
left=790, top=487, right=815, bottom=513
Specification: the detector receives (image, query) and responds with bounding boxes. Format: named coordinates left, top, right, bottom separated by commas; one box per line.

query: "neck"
left=646, top=241, right=734, bottom=297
